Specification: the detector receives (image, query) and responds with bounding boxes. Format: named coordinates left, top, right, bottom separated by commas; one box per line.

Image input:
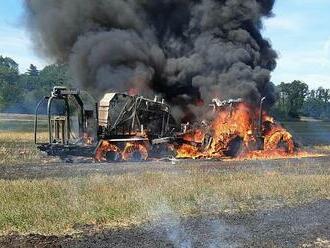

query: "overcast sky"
left=1, top=0, right=330, bottom=89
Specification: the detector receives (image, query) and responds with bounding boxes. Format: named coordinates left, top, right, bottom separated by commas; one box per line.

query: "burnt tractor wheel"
left=150, top=144, right=176, bottom=158
left=105, top=150, right=121, bottom=162
left=131, top=150, right=143, bottom=162
left=264, top=130, right=295, bottom=154
left=224, top=136, right=244, bottom=157
left=122, top=142, right=148, bottom=162
left=94, top=140, right=121, bottom=162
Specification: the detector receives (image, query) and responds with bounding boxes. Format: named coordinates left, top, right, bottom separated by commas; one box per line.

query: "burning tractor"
left=34, top=86, right=296, bottom=162
left=176, top=98, right=295, bottom=159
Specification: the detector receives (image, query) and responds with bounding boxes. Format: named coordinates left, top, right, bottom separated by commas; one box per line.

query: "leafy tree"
left=315, top=87, right=330, bottom=103
left=20, top=64, right=71, bottom=112
left=0, top=56, right=19, bottom=83
left=0, top=81, right=22, bottom=111
left=0, top=54, right=72, bottom=113
left=39, top=64, right=70, bottom=88
left=0, top=56, right=22, bottom=111
left=278, top=80, right=309, bottom=118
left=301, top=88, right=330, bottom=119
left=19, top=70, right=40, bottom=91
left=28, top=64, right=39, bottom=77
left=302, top=97, right=325, bottom=118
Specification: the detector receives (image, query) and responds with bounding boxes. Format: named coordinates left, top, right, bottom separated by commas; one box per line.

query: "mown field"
left=0, top=114, right=329, bottom=240
left=0, top=114, right=48, bottom=166
left=282, top=120, right=330, bottom=146
left=0, top=170, right=329, bottom=235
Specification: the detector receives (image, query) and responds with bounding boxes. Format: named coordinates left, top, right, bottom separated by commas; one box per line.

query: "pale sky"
left=0, top=0, right=50, bottom=73
left=263, top=0, right=330, bottom=89
left=1, top=0, right=330, bottom=89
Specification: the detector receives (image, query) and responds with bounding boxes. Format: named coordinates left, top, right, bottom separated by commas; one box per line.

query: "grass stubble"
left=0, top=166, right=329, bottom=235
left=0, top=131, right=48, bottom=166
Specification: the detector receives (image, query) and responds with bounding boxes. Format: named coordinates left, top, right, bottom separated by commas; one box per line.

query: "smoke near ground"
left=24, top=0, right=277, bottom=119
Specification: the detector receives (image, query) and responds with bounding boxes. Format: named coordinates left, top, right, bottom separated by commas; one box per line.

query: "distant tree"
left=0, top=56, right=19, bottom=83
left=278, top=80, right=309, bottom=118
left=309, top=89, right=316, bottom=99
left=0, top=54, right=75, bottom=113
left=0, top=56, right=22, bottom=111
left=27, top=64, right=39, bottom=77
left=0, top=56, right=18, bottom=71
left=315, top=87, right=330, bottom=103
left=301, top=87, right=330, bottom=119
left=302, top=97, right=324, bottom=119
left=0, top=81, right=22, bottom=111
left=18, top=64, right=71, bottom=112
left=19, top=71, right=40, bottom=91
left=39, top=64, right=69, bottom=87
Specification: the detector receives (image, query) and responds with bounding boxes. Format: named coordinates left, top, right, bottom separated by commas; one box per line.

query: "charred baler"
left=34, top=87, right=178, bottom=161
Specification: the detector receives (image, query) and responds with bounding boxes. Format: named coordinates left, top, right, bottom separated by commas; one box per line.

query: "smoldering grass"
left=0, top=170, right=328, bottom=235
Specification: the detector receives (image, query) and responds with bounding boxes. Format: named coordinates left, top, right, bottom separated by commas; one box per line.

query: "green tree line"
left=0, top=55, right=71, bottom=113
left=1, top=55, right=330, bottom=120
left=272, top=80, right=330, bottom=120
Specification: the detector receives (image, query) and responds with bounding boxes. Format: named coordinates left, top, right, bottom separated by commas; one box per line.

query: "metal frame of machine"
left=35, top=86, right=289, bottom=161
left=97, top=93, right=174, bottom=141
left=34, top=86, right=178, bottom=159
left=34, top=86, right=85, bottom=145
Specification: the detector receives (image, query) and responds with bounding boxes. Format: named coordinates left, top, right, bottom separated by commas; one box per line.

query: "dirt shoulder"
left=1, top=200, right=328, bottom=248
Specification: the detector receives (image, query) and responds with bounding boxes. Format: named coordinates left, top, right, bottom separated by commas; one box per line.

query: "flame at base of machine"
left=95, top=140, right=121, bottom=162
left=176, top=102, right=302, bottom=160
left=35, top=87, right=320, bottom=163
left=93, top=98, right=318, bottom=162
left=95, top=140, right=149, bottom=162
left=122, top=142, right=148, bottom=161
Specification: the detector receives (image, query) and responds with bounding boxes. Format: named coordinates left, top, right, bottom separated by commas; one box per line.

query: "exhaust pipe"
left=259, top=97, right=266, bottom=137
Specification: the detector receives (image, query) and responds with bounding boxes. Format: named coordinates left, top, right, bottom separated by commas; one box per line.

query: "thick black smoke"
left=25, top=0, right=277, bottom=119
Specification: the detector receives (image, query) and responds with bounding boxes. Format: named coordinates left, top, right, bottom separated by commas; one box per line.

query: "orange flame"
left=176, top=102, right=298, bottom=160
left=95, top=140, right=149, bottom=162
left=128, top=88, right=139, bottom=96
left=122, top=142, right=149, bottom=161
left=94, top=101, right=315, bottom=162
left=95, top=140, right=121, bottom=162
left=83, top=133, right=94, bottom=145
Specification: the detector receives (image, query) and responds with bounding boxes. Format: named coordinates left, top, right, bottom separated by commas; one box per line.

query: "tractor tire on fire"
left=224, top=136, right=244, bottom=157
left=105, top=151, right=121, bottom=162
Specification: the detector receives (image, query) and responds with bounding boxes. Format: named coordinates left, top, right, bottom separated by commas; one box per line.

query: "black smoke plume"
left=24, top=0, right=277, bottom=120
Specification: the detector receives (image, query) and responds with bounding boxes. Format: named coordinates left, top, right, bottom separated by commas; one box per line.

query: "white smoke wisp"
left=145, top=198, right=250, bottom=248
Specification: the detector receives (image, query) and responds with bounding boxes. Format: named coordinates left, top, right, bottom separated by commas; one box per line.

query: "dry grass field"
left=0, top=114, right=329, bottom=247
left=0, top=114, right=48, bottom=166
left=0, top=131, right=48, bottom=166
left=0, top=170, right=329, bottom=235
